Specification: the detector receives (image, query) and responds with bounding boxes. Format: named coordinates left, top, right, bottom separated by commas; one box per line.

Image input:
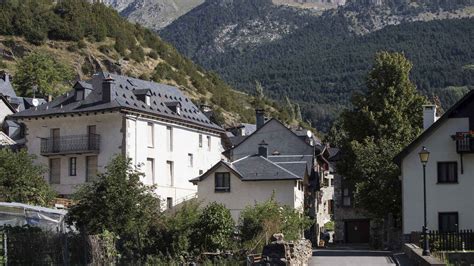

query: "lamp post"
left=418, top=146, right=430, bottom=256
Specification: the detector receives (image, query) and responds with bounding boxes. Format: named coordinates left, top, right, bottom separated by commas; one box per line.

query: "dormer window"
left=165, top=101, right=182, bottom=115
left=133, top=89, right=152, bottom=106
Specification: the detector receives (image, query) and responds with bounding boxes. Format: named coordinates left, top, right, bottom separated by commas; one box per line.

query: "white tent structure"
left=0, top=202, right=67, bottom=232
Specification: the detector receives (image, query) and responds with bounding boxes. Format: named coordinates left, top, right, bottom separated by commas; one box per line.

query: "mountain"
left=101, top=0, right=204, bottom=29
left=160, top=0, right=474, bottom=131
left=0, top=0, right=298, bottom=127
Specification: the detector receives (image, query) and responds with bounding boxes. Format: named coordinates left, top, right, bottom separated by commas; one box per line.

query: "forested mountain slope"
left=161, top=0, right=474, bottom=131
left=0, top=0, right=295, bottom=127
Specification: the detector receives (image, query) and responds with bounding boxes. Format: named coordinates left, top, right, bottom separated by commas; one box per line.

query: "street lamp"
left=418, top=146, right=430, bottom=256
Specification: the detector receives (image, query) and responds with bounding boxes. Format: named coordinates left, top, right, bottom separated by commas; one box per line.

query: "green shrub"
left=239, top=196, right=312, bottom=251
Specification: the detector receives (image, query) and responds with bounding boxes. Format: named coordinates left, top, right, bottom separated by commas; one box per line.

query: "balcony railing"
left=454, top=132, right=474, bottom=153
left=40, top=134, right=100, bottom=156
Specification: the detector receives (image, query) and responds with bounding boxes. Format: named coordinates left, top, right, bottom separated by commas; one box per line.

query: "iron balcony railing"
left=40, top=134, right=100, bottom=155
left=454, top=132, right=474, bottom=153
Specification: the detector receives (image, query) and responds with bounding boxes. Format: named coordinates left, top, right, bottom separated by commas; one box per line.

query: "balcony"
left=40, top=134, right=100, bottom=156
left=454, top=132, right=474, bottom=153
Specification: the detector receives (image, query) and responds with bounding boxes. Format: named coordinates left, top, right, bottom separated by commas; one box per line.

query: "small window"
left=167, top=197, right=173, bottom=209
left=207, top=136, right=211, bottom=151
left=199, top=170, right=204, bottom=175
left=146, top=158, right=154, bottom=185
left=215, top=172, right=230, bottom=192
left=342, top=187, right=351, bottom=207
left=76, top=89, right=84, bottom=101
left=199, top=134, right=203, bottom=148
left=69, top=157, right=77, bottom=176
left=439, top=212, right=459, bottom=232
left=438, top=162, right=458, bottom=183
left=167, top=161, right=174, bottom=186
left=167, top=126, right=173, bottom=152
left=188, top=153, right=193, bottom=167
left=145, top=95, right=151, bottom=106
left=147, top=122, right=154, bottom=148
left=328, top=200, right=334, bottom=214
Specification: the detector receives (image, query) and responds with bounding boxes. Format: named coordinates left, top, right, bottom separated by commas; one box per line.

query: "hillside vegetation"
left=161, top=0, right=474, bottom=131
left=0, top=0, right=298, bottom=127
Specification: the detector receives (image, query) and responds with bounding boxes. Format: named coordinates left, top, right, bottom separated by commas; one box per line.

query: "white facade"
left=401, top=117, right=474, bottom=234
left=196, top=165, right=305, bottom=221
left=20, top=111, right=223, bottom=207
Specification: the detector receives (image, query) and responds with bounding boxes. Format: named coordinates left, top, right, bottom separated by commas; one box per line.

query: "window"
left=342, top=187, right=351, bottom=207
left=86, top=156, right=98, bottom=182
left=69, top=157, right=77, bottom=176
left=167, top=161, right=174, bottom=186
left=439, top=212, right=459, bottom=232
left=49, top=158, right=61, bottom=184
left=438, top=162, right=458, bottom=183
left=147, top=123, right=154, bottom=148
left=199, top=170, right=204, bottom=175
left=328, top=200, right=334, bottom=214
left=76, top=89, right=84, bottom=101
left=166, top=126, right=173, bottom=152
left=207, top=136, right=211, bottom=151
left=199, top=134, right=203, bottom=148
left=146, top=158, right=154, bottom=185
left=167, top=197, right=173, bottom=209
left=215, top=172, right=230, bottom=192
left=188, top=153, right=193, bottom=167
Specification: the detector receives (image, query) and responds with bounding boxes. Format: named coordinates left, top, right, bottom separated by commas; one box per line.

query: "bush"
left=148, top=50, right=158, bottom=60
left=239, top=196, right=312, bottom=251
left=192, top=202, right=235, bottom=252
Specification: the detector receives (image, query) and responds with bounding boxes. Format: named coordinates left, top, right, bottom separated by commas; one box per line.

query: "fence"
left=0, top=226, right=116, bottom=265
left=428, top=230, right=474, bottom=251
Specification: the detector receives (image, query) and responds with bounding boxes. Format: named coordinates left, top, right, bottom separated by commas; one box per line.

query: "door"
left=345, top=220, right=370, bottom=243
left=51, top=128, right=60, bottom=152
left=88, top=125, right=96, bottom=150
left=49, top=158, right=61, bottom=184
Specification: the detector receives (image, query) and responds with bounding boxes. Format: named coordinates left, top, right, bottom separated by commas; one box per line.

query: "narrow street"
left=310, top=246, right=412, bottom=266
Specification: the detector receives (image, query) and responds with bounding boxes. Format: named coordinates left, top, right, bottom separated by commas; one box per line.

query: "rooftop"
left=12, top=72, right=223, bottom=132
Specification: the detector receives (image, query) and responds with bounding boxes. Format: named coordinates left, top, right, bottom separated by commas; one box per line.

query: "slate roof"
left=0, top=75, right=16, bottom=98
left=12, top=72, right=223, bottom=132
left=191, top=153, right=311, bottom=182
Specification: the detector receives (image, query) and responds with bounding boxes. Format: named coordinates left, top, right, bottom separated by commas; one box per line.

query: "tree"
left=192, top=202, right=234, bottom=252
left=285, top=96, right=295, bottom=121
left=66, top=156, right=161, bottom=260
left=0, top=149, right=55, bottom=206
left=335, top=52, right=427, bottom=219
left=13, top=51, right=74, bottom=97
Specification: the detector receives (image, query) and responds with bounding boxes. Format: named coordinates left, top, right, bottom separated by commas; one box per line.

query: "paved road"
left=310, top=248, right=398, bottom=266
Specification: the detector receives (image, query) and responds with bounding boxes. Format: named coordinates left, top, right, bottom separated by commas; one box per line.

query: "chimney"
left=258, top=140, right=268, bottom=158
left=256, top=109, right=265, bottom=130
left=102, top=75, right=115, bottom=102
left=423, top=105, right=439, bottom=130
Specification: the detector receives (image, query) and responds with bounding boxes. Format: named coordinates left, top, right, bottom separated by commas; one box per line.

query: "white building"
left=12, top=72, right=224, bottom=208
left=191, top=141, right=309, bottom=222
left=396, top=92, right=474, bottom=235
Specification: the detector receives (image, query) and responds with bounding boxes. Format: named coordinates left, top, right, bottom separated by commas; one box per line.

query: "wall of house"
left=20, top=112, right=123, bottom=195
left=0, top=100, right=13, bottom=126
left=196, top=165, right=303, bottom=221
left=231, top=120, right=313, bottom=160
left=402, top=117, right=474, bottom=234
left=125, top=114, right=223, bottom=209
left=317, top=171, right=334, bottom=230
left=333, top=172, right=372, bottom=243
